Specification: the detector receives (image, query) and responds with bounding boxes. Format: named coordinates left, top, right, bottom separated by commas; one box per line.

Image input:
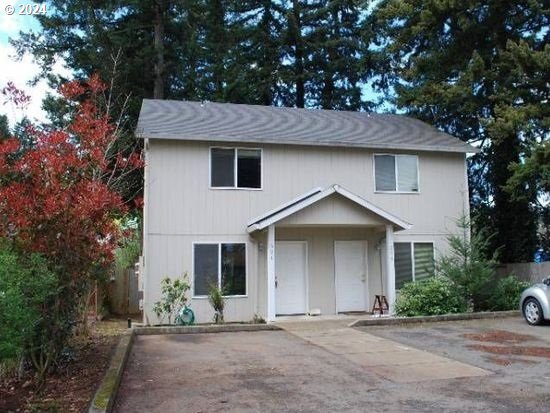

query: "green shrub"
left=437, top=215, right=498, bottom=311
left=153, top=275, right=190, bottom=324
left=114, top=216, right=141, bottom=270
left=0, top=251, right=29, bottom=362
left=488, top=275, right=530, bottom=311
left=0, top=246, right=57, bottom=364
left=208, top=284, right=225, bottom=324
left=395, top=277, right=468, bottom=317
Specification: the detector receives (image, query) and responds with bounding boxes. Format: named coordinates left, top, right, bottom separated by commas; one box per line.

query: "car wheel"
left=523, top=298, right=543, bottom=326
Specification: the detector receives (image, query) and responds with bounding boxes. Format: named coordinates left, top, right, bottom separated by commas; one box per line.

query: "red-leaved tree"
left=0, top=75, right=142, bottom=380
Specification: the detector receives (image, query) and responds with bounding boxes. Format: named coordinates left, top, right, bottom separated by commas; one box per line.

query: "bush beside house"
left=0, top=246, right=57, bottom=366
left=394, top=277, right=467, bottom=316
left=395, top=215, right=529, bottom=317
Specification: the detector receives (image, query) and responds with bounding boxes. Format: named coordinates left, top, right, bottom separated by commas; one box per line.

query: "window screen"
left=375, top=155, right=396, bottom=191
left=414, top=243, right=434, bottom=280
left=394, top=243, right=413, bottom=289
left=211, top=148, right=235, bottom=187
left=397, top=156, right=418, bottom=192
left=221, top=243, right=246, bottom=295
left=237, top=149, right=261, bottom=189
left=194, top=244, right=219, bottom=296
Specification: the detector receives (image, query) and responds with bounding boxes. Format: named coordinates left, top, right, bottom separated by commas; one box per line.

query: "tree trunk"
left=292, top=0, right=305, bottom=108
left=153, top=0, right=166, bottom=99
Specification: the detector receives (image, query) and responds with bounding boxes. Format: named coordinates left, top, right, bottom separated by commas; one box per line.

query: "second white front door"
left=335, top=240, right=367, bottom=312
left=275, top=241, right=307, bottom=315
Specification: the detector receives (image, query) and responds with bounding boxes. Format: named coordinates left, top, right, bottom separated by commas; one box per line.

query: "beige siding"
left=278, top=194, right=388, bottom=227
left=145, top=234, right=260, bottom=324
left=147, top=140, right=467, bottom=236
left=143, top=140, right=467, bottom=323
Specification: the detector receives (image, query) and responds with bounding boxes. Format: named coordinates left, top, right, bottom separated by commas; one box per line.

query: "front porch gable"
left=247, top=184, right=412, bottom=233
left=250, top=185, right=410, bottom=322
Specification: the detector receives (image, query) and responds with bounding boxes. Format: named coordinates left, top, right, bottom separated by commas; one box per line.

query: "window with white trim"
left=374, top=154, right=419, bottom=192
left=394, top=242, right=434, bottom=289
left=210, top=148, right=261, bottom=189
left=193, top=243, right=246, bottom=296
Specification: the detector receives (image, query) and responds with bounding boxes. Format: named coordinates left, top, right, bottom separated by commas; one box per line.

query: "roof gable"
left=277, top=194, right=389, bottom=227
left=247, top=185, right=412, bottom=232
left=137, top=99, right=478, bottom=153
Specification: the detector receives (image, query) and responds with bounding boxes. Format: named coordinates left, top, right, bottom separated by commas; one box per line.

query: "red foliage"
left=0, top=77, right=139, bottom=278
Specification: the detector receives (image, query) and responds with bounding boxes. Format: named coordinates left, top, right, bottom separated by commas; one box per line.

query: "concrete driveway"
left=114, top=317, right=550, bottom=413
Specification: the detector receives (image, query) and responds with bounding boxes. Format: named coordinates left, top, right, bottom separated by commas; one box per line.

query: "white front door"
left=335, top=240, right=367, bottom=313
left=275, top=241, right=307, bottom=315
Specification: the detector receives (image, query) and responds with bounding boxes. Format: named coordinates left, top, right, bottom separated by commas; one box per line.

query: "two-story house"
left=137, top=100, right=477, bottom=324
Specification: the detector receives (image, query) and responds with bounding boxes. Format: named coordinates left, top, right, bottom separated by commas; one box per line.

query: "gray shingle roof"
left=136, top=99, right=477, bottom=153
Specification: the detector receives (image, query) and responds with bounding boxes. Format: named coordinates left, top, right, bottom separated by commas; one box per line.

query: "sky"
left=0, top=0, right=71, bottom=127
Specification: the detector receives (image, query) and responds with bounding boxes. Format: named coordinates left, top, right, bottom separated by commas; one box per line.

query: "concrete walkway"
left=279, top=320, right=491, bottom=383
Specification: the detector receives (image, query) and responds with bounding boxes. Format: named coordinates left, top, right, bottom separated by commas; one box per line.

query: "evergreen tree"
left=308, top=0, right=368, bottom=110
left=0, top=115, right=9, bottom=140
left=229, top=0, right=286, bottom=105
left=371, top=0, right=549, bottom=262
left=12, top=0, right=376, bottom=207
left=12, top=0, right=187, bottom=120
left=281, top=0, right=311, bottom=107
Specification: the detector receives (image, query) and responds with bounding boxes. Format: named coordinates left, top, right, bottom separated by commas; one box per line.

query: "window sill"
left=192, top=295, right=248, bottom=299
left=209, top=187, right=263, bottom=191
left=374, top=191, right=420, bottom=195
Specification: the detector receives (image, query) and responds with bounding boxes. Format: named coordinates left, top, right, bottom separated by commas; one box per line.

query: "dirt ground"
left=115, top=317, right=550, bottom=413
left=0, top=318, right=128, bottom=413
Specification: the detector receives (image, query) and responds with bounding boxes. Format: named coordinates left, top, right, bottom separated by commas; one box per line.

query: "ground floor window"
left=394, top=242, right=434, bottom=289
left=193, top=243, right=246, bottom=296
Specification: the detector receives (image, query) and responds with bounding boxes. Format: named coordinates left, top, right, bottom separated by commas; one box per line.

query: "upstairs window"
left=210, top=148, right=262, bottom=189
left=394, top=242, right=435, bottom=289
left=374, top=154, right=419, bottom=192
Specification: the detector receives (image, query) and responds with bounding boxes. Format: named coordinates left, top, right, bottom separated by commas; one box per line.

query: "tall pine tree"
left=371, top=0, right=549, bottom=262
left=308, top=0, right=367, bottom=110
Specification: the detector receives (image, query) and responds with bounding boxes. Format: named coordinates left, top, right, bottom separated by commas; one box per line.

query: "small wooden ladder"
left=371, top=295, right=389, bottom=315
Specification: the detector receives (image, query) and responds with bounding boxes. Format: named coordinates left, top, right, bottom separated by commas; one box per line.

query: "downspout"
left=142, top=137, right=150, bottom=325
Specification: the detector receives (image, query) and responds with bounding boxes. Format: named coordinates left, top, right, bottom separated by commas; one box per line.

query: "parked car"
left=520, top=276, right=550, bottom=325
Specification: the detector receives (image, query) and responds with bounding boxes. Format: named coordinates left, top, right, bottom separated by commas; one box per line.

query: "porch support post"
left=385, top=224, right=396, bottom=314
left=267, top=224, right=276, bottom=322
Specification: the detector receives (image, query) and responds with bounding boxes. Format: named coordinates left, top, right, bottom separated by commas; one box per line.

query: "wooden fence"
left=495, top=262, right=550, bottom=283
left=107, top=267, right=141, bottom=315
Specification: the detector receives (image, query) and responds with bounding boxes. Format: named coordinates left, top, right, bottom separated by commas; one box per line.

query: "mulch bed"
left=468, top=344, right=550, bottom=358
left=462, top=330, right=538, bottom=344
left=0, top=319, right=127, bottom=413
left=484, top=355, right=538, bottom=366
left=462, top=329, right=550, bottom=365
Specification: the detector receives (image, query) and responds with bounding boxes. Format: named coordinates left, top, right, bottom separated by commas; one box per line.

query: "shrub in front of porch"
left=395, top=277, right=468, bottom=317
